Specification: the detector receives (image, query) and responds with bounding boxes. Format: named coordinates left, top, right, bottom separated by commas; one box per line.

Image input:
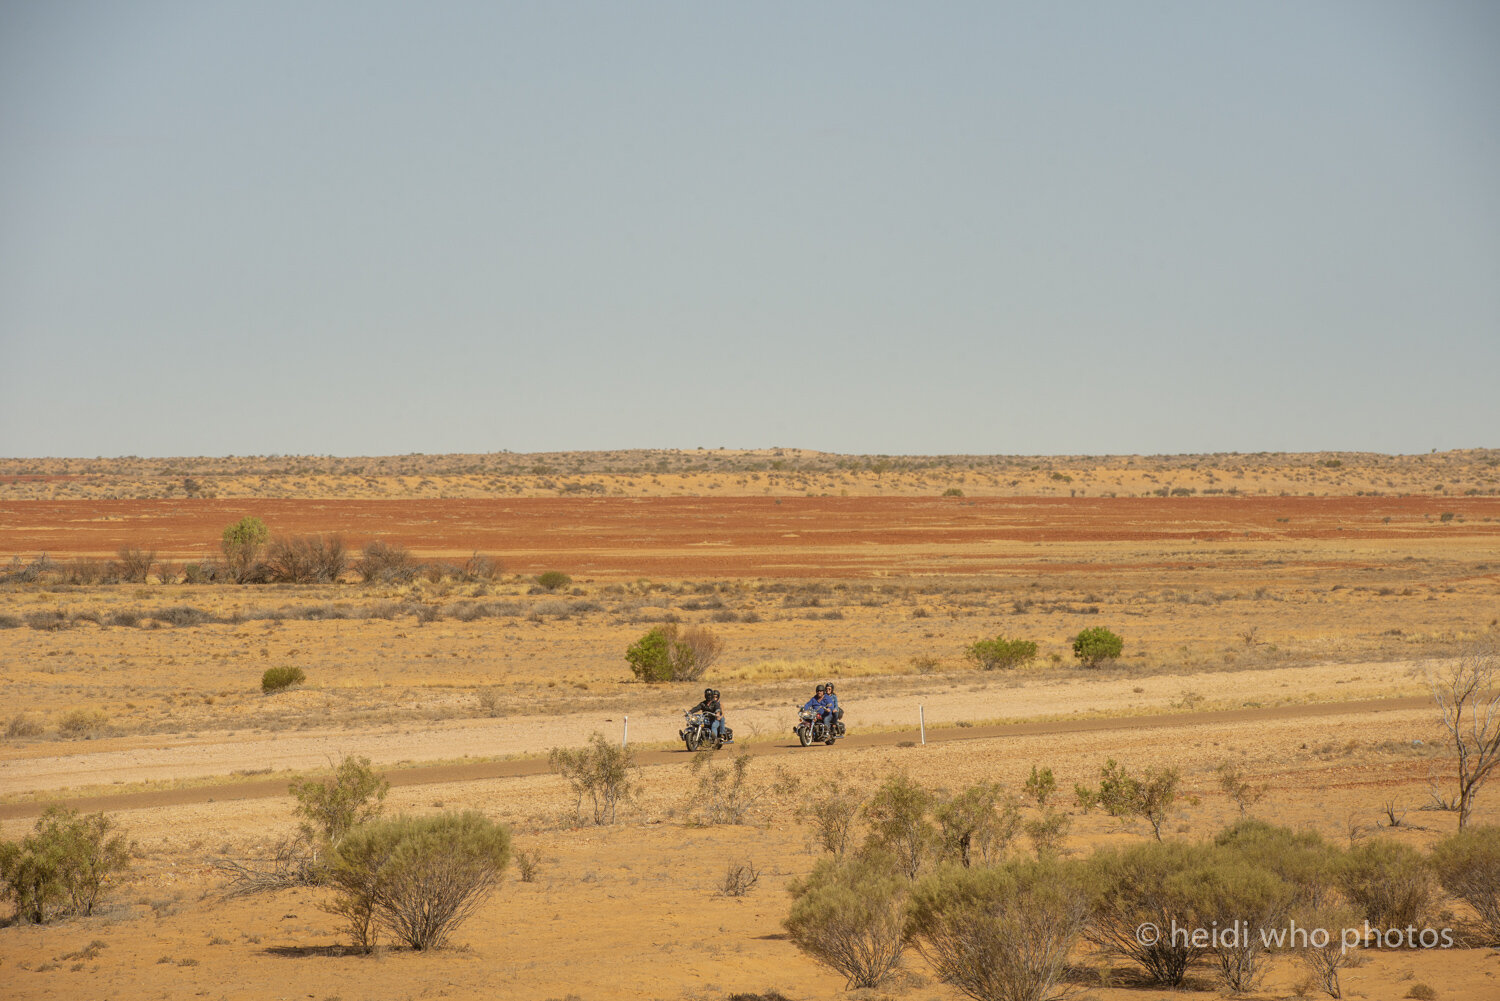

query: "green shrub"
left=1429, top=825, right=1500, bottom=945
left=783, top=853, right=907, bottom=990
left=1189, top=849, right=1294, bottom=993
left=1084, top=840, right=1220, bottom=986
left=932, top=782, right=1020, bottom=868
left=1071, top=626, right=1123, bottom=667
left=964, top=635, right=1038, bottom=671
left=1022, top=765, right=1057, bottom=808
left=5, top=713, right=44, bottom=738
left=1295, top=903, right=1365, bottom=1000
left=536, top=570, right=572, bottom=591
left=863, top=773, right=937, bottom=880
left=907, top=857, right=1089, bottom=1001
left=289, top=755, right=389, bottom=851
left=57, top=708, right=109, bottom=739
left=1214, top=818, right=1341, bottom=908
left=0, top=807, right=130, bottom=923
left=326, top=811, right=510, bottom=951
left=221, top=516, right=269, bottom=582
left=1075, top=758, right=1180, bottom=841
left=1338, top=838, right=1435, bottom=929
left=261, top=665, right=306, bottom=693
left=549, top=732, right=639, bottom=825
left=624, top=623, right=722, bottom=683
left=811, top=793, right=863, bottom=857
left=942, top=487, right=964, bottom=497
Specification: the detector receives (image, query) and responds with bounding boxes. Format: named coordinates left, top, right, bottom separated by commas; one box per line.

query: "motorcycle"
left=680, top=710, right=731, bottom=751
left=793, top=707, right=844, bottom=747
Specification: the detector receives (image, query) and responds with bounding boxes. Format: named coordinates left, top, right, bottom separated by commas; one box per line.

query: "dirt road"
left=0, top=694, right=1428, bottom=821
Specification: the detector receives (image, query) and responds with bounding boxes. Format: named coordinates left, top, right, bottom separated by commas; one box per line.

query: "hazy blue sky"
left=2, top=1, right=1496, bottom=457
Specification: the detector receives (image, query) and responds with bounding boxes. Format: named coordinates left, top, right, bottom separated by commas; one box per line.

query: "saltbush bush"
left=908, top=858, right=1089, bottom=1001
left=624, top=623, right=722, bottom=683
left=964, top=635, right=1038, bottom=671
left=536, top=570, right=572, bottom=591
left=549, top=733, right=638, bottom=825
left=783, top=853, right=907, bottom=990
left=1071, top=626, right=1123, bottom=667
left=261, top=665, right=306, bottom=693
left=1214, top=818, right=1341, bottom=908
left=1084, top=840, right=1217, bottom=986
left=326, top=811, right=510, bottom=951
left=1338, top=838, right=1435, bottom=930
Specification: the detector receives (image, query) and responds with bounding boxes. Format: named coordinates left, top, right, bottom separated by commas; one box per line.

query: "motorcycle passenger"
left=822, top=680, right=843, bottom=735
left=691, top=687, right=726, bottom=742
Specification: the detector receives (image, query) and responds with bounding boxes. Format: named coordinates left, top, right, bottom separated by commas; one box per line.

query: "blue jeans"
left=709, top=718, right=725, bottom=739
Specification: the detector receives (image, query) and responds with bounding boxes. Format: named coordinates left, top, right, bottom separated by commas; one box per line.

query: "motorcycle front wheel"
left=797, top=726, right=812, bottom=747
left=685, top=731, right=699, bottom=752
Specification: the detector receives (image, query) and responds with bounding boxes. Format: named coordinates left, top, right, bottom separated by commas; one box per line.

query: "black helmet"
left=814, top=684, right=826, bottom=694
left=711, top=688, right=720, bottom=698
left=704, top=688, right=714, bottom=699
left=824, top=681, right=835, bottom=692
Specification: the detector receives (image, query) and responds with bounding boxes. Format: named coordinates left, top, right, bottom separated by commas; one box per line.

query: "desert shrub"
left=0, top=614, right=21, bottom=629
left=221, top=516, right=269, bottom=582
left=513, top=847, right=541, bottom=883
left=933, top=782, right=1021, bottom=868
left=154, top=561, right=177, bottom=584
left=1189, top=849, right=1295, bottom=993
left=156, top=605, right=212, bottom=627
left=458, top=552, right=501, bottom=582
left=1075, top=758, right=1179, bottom=841
left=6, top=713, right=44, bottom=738
left=106, top=609, right=141, bottom=628
left=549, top=732, right=639, bottom=825
left=1022, top=765, right=1057, bottom=808
left=64, top=558, right=110, bottom=585
left=290, top=754, right=389, bottom=851
left=907, top=857, right=1090, bottom=1001
left=114, top=547, right=155, bottom=584
left=942, top=487, right=964, bottom=497
left=265, top=535, right=347, bottom=583
left=26, top=609, right=70, bottom=631
left=356, top=541, right=420, bottom=584
left=1429, top=825, right=1500, bottom=944
left=1214, top=818, right=1341, bottom=908
left=1215, top=761, right=1266, bottom=816
left=0, top=807, right=130, bottom=923
left=812, top=793, right=863, bottom=857
left=783, top=853, right=907, bottom=989
left=180, top=561, right=224, bottom=584
left=1071, top=626, right=1123, bottom=667
left=719, top=858, right=761, bottom=897
left=624, top=623, right=723, bottom=683
left=1024, top=808, right=1071, bottom=859
left=863, top=773, right=937, bottom=880
left=1295, top=903, right=1366, bottom=999
left=1338, top=838, right=1435, bottom=930
left=964, top=635, right=1038, bottom=671
left=1085, top=840, right=1218, bottom=986
left=536, top=570, right=572, bottom=591
left=475, top=687, right=503, bottom=717
left=57, top=709, right=109, bottom=738
left=261, top=665, right=306, bottom=693
left=326, top=811, right=510, bottom=951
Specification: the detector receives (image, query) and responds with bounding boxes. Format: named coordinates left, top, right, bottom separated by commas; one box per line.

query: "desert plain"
left=1, top=449, right=1499, bottom=1001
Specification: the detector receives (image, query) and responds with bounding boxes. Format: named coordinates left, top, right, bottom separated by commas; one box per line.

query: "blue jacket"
left=800, top=694, right=828, bottom=714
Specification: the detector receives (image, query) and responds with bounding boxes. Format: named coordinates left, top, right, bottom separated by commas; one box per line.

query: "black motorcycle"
left=680, top=710, right=731, bottom=751
left=793, top=707, right=843, bottom=747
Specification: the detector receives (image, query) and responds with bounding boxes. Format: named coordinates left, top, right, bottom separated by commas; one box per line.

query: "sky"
left=1, top=1, right=1496, bottom=458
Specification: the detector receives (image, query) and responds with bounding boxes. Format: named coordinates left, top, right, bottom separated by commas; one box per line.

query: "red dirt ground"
left=3, top=496, right=1497, bottom=578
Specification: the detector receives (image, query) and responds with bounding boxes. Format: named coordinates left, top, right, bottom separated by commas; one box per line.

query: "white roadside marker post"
left=919, top=705, right=926, bottom=745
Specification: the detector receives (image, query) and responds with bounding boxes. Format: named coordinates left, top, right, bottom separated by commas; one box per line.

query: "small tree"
left=862, top=773, right=936, bottom=880
left=1075, top=759, right=1180, bottom=841
left=1072, top=626, right=1123, bottom=668
left=1337, top=838, right=1434, bottom=929
left=783, top=853, right=907, bottom=990
left=289, top=755, right=389, bottom=853
left=1429, top=825, right=1500, bottom=945
left=908, top=858, right=1090, bottom=1001
left=536, top=571, right=572, bottom=591
left=265, top=535, right=347, bottom=583
left=1428, top=644, right=1500, bottom=828
left=964, top=635, right=1038, bottom=671
left=114, top=547, right=155, bottom=584
left=326, top=811, right=510, bottom=951
left=221, top=516, right=269, bottom=582
left=549, top=732, right=639, bottom=824
left=0, top=807, right=130, bottom=924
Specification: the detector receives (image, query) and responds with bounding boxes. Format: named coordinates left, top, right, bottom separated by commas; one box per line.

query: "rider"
left=691, top=687, right=726, bottom=742
left=822, top=681, right=843, bottom=735
left=801, top=684, right=830, bottom=732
